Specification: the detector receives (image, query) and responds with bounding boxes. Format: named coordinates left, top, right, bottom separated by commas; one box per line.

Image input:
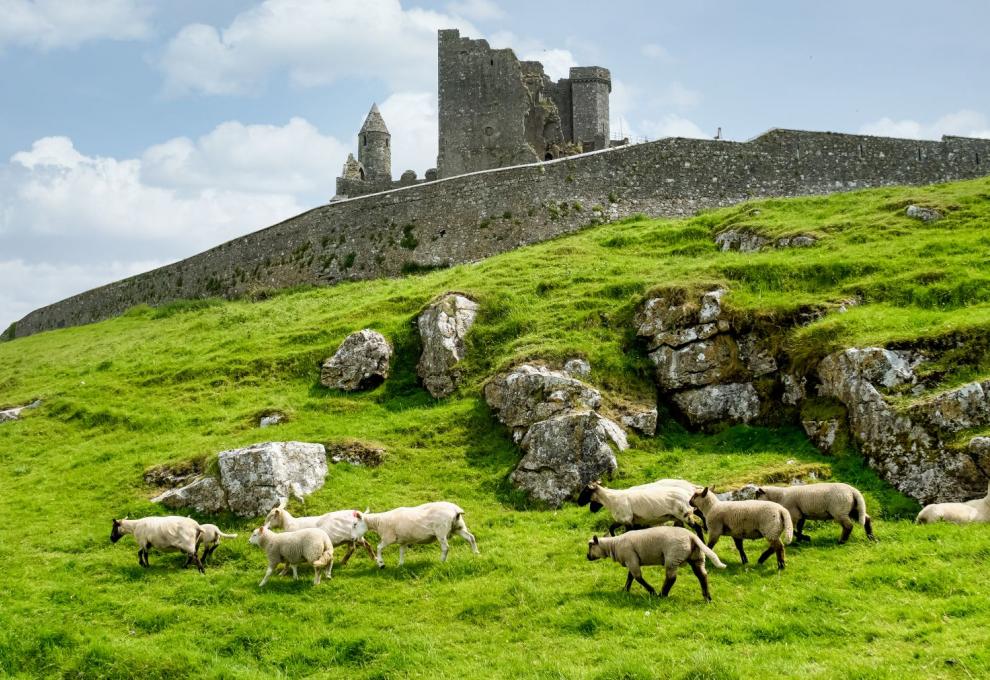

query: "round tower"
left=569, top=66, right=611, bottom=152
left=358, top=103, right=392, bottom=182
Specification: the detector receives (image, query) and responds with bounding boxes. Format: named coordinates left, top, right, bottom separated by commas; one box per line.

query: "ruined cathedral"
left=335, top=29, right=614, bottom=199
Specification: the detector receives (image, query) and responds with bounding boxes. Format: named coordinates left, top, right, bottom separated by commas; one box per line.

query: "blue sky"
left=2, top=0, right=989, bottom=331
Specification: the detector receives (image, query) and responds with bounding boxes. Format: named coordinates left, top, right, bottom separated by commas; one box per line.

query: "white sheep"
left=916, top=482, right=990, bottom=524
left=690, top=487, right=794, bottom=570
left=577, top=480, right=703, bottom=539
left=363, top=501, right=478, bottom=567
left=755, top=482, right=876, bottom=543
left=195, top=524, right=238, bottom=565
left=586, top=526, right=726, bottom=601
left=110, top=516, right=204, bottom=573
left=248, top=526, right=334, bottom=586
left=263, top=499, right=374, bottom=566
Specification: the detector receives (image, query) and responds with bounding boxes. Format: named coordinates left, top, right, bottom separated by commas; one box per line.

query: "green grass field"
left=2, top=178, right=990, bottom=679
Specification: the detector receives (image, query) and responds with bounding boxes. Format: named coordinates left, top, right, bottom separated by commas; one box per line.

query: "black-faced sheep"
left=586, top=526, right=726, bottom=601
left=690, top=487, right=793, bottom=570
left=755, top=483, right=876, bottom=543
left=577, top=480, right=703, bottom=539
left=110, top=516, right=204, bottom=573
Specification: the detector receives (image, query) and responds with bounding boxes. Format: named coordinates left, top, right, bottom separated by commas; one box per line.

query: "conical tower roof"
left=360, top=103, right=389, bottom=135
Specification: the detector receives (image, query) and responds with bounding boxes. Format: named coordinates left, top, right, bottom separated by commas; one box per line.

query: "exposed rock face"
left=802, top=418, right=845, bottom=455
left=0, top=400, right=41, bottom=424
left=327, top=440, right=386, bottom=467
left=320, top=329, right=392, bottom=391
left=152, top=441, right=328, bottom=517
left=484, top=364, right=601, bottom=442
left=650, top=335, right=742, bottom=389
left=672, top=383, right=760, bottom=428
left=906, top=205, right=942, bottom=222
left=563, top=358, right=591, bottom=378
left=259, top=413, right=285, bottom=428
left=510, top=411, right=626, bottom=508
left=417, top=294, right=479, bottom=398
left=715, top=230, right=818, bottom=252
left=818, top=347, right=990, bottom=503
left=618, top=407, right=658, bottom=436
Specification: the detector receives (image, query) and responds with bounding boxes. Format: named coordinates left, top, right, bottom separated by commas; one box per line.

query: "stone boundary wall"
left=10, top=128, right=990, bottom=339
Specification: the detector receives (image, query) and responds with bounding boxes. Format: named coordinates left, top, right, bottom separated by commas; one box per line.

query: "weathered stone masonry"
left=10, top=129, right=990, bottom=339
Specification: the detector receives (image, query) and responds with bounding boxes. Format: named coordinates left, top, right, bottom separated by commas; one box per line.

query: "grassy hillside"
left=2, top=178, right=990, bottom=679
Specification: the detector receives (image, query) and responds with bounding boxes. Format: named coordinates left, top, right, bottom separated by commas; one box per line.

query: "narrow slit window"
left=977, top=152, right=981, bottom=166
left=858, top=143, right=863, bottom=157
left=917, top=148, right=922, bottom=161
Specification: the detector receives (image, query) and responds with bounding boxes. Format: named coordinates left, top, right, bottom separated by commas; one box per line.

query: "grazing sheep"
left=916, top=482, right=990, bottom=525
left=264, top=499, right=374, bottom=566
left=755, top=483, right=876, bottom=543
left=363, top=501, right=478, bottom=567
left=195, top=524, right=238, bottom=565
left=110, top=516, right=204, bottom=573
left=577, top=480, right=703, bottom=539
left=690, top=487, right=793, bottom=570
left=586, top=526, right=726, bottom=601
left=248, top=526, right=334, bottom=586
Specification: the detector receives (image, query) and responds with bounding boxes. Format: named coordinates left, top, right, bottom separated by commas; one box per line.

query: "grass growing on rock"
left=2, top=178, right=990, bottom=678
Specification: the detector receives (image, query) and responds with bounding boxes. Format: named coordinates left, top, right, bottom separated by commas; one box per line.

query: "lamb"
left=362, top=501, right=478, bottom=567
left=916, top=482, right=990, bottom=524
left=110, top=516, right=204, bottom=573
left=195, top=524, right=238, bottom=565
left=263, top=499, right=374, bottom=566
left=586, top=526, right=726, bottom=601
left=577, top=480, right=704, bottom=539
left=755, top=482, right=876, bottom=544
left=248, top=526, right=334, bottom=586
left=689, top=487, right=793, bottom=570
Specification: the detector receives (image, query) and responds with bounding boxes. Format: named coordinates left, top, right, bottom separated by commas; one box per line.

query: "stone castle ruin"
left=7, top=30, right=990, bottom=340
left=335, top=30, right=615, bottom=199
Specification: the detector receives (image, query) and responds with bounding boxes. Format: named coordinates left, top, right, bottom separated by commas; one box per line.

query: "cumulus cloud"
left=446, top=0, right=503, bottom=21
left=859, top=110, right=990, bottom=140
left=158, top=0, right=477, bottom=96
left=488, top=31, right=577, bottom=80
left=379, top=91, right=438, bottom=175
left=0, top=117, right=352, bottom=329
left=0, top=0, right=151, bottom=50
left=637, top=114, right=710, bottom=141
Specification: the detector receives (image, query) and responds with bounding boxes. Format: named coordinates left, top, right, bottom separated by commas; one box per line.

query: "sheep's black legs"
left=690, top=522, right=705, bottom=541
left=660, top=572, right=677, bottom=597
left=757, top=546, right=775, bottom=564
left=608, top=522, right=623, bottom=537
left=202, top=545, right=217, bottom=563
left=690, top=561, right=712, bottom=602
left=624, top=572, right=634, bottom=592
left=693, top=509, right=708, bottom=532
left=338, top=542, right=357, bottom=566
left=776, top=543, right=786, bottom=569
left=838, top=518, right=854, bottom=544
left=864, top=516, right=877, bottom=541
left=795, top=517, right=811, bottom=542
left=635, top=576, right=657, bottom=596
left=733, top=538, right=748, bottom=564
left=187, top=550, right=205, bottom=574
left=138, top=549, right=148, bottom=567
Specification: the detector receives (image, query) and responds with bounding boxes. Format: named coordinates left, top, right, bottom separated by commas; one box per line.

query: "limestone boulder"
left=671, top=383, right=760, bottom=428
left=906, top=205, right=942, bottom=222
left=0, top=399, right=41, bottom=424
left=320, top=329, right=392, bottom=391
left=649, top=334, right=742, bottom=390
left=417, top=293, right=479, bottom=398
left=259, top=412, right=285, bottom=428
left=802, top=418, right=845, bottom=455
left=152, top=477, right=227, bottom=515
left=563, top=358, right=591, bottom=378
left=636, top=288, right=728, bottom=350
left=619, top=407, right=659, bottom=437
left=909, top=381, right=990, bottom=434
left=714, top=230, right=770, bottom=252
left=510, top=411, right=626, bottom=507
left=152, top=441, right=328, bottom=517
left=484, top=364, right=601, bottom=442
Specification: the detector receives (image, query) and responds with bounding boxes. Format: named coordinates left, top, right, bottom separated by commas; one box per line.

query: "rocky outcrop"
left=259, top=412, right=286, bottom=428
left=906, top=205, right=942, bottom=222
left=320, top=329, right=392, bottom=391
left=563, top=358, right=591, bottom=378
left=672, top=383, right=760, bottom=428
left=153, top=441, right=328, bottom=517
left=0, top=399, right=41, bottom=424
left=617, top=406, right=658, bottom=436
left=801, top=418, right=846, bottom=455
left=327, top=440, right=386, bottom=467
left=484, top=363, right=627, bottom=506
left=417, top=293, right=479, bottom=398
left=817, top=347, right=990, bottom=503
left=484, top=364, right=601, bottom=443
left=715, top=230, right=817, bottom=252
left=510, top=411, right=626, bottom=507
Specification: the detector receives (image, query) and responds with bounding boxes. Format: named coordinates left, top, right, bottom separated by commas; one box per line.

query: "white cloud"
left=651, top=81, right=701, bottom=111
left=141, top=117, right=348, bottom=200
left=159, top=0, right=477, bottom=96
left=0, top=0, right=151, bottom=50
left=0, top=258, right=166, bottom=332
left=488, top=31, right=576, bottom=81
left=638, top=114, right=709, bottom=141
left=379, top=91, right=438, bottom=175
left=860, top=110, right=990, bottom=140
left=446, top=0, right=503, bottom=21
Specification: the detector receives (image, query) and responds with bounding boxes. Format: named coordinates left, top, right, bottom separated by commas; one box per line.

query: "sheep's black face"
left=587, top=537, right=605, bottom=561
left=576, top=486, right=594, bottom=507
left=110, top=520, right=123, bottom=543
left=754, top=488, right=767, bottom=499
